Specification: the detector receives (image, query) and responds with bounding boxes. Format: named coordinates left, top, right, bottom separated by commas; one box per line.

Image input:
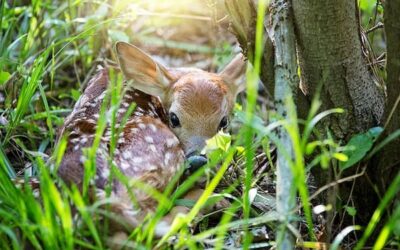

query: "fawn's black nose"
left=186, top=153, right=208, bottom=173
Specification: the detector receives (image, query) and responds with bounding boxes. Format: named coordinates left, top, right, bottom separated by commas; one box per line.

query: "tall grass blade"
left=354, top=171, right=400, bottom=249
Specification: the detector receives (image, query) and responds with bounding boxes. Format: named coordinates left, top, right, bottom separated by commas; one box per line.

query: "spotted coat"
left=58, top=68, right=184, bottom=213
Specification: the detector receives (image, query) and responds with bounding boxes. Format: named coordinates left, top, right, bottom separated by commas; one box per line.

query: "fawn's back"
left=57, top=42, right=246, bottom=231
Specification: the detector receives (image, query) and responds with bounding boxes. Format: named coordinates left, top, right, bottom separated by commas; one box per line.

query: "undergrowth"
left=0, top=0, right=399, bottom=249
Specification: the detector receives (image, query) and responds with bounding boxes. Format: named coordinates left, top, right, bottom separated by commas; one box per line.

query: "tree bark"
left=292, top=0, right=385, bottom=140
left=291, top=0, right=387, bottom=239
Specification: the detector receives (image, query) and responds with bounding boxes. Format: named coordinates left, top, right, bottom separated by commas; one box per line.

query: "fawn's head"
left=116, top=42, right=246, bottom=157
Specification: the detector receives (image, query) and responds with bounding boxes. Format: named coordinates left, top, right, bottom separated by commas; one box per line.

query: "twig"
left=308, top=168, right=366, bottom=201
left=365, top=22, right=384, bottom=34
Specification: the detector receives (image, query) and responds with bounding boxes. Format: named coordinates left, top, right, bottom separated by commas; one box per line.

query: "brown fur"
left=57, top=42, right=246, bottom=237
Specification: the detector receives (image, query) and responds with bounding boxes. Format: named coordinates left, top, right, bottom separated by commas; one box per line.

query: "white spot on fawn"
left=120, top=161, right=130, bottom=170
left=132, top=157, right=143, bottom=164
left=118, top=108, right=126, bottom=114
left=166, top=137, right=179, bottom=148
left=148, top=124, right=157, bottom=132
left=164, top=152, right=173, bottom=165
left=79, top=155, right=86, bottom=164
left=101, top=168, right=110, bottom=179
left=122, top=151, right=132, bottom=159
left=148, top=144, right=157, bottom=153
left=145, top=136, right=154, bottom=144
left=138, top=123, right=146, bottom=130
left=70, top=137, right=80, bottom=144
left=81, top=137, right=88, bottom=144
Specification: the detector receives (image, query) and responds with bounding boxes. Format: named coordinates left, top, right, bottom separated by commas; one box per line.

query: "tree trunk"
left=291, top=0, right=386, bottom=238
left=292, top=0, right=385, bottom=140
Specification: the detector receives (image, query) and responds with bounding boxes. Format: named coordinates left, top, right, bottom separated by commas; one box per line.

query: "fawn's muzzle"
left=186, top=152, right=208, bottom=173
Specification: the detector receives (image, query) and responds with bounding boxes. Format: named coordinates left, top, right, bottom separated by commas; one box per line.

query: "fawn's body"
left=58, top=42, right=245, bottom=235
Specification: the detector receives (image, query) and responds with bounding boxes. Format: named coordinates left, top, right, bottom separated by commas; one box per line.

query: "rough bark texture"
left=292, top=0, right=385, bottom=140
left=292, top=0, right=387, bottom=238
left=270, top=0, right=298, bottom=248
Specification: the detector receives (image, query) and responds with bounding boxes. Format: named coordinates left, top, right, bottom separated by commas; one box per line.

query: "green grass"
left=0, top=0, right=399, bottom=249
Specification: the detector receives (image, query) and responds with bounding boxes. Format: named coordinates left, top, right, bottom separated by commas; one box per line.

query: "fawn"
left=57, top=42, right=246, bottom=236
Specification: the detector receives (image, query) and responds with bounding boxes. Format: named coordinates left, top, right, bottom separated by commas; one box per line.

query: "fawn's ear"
left=116, top=42, right=174, bottom=99
left=219, top=54, right=247, bottom=96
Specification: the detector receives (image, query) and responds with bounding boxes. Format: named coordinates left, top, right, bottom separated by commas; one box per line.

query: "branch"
left=270, top=0, right=298, bottom=249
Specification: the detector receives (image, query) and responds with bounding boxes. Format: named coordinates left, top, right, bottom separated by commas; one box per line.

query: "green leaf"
left=205, top=131, right=231, bottom=152
left=321, top=154, right=330, bottom=169
left=305, top=141, right=320, bottom=155
left=0, top=71, right=10, bottom=85
left=236, top=146, right=245, bottom=156
left=70, top=89, right=81, bottom=101
left=359, top=0, right=376, bottom=13
left=333, top=152, right=348, bottom=162
left=339, top=127, right=383, bottom=171
left=345, top=206, right=357, bottom=217
left=175, top=199, right=196, bottom=208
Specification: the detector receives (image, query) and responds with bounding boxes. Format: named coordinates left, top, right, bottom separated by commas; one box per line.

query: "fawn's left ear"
left=219, top=54, right=247, bottom=96
left=115, top=41, right=174, bottom=100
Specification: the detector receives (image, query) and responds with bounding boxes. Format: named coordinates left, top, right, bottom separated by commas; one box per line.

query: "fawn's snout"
left=186, top=151, right=208, bottom=173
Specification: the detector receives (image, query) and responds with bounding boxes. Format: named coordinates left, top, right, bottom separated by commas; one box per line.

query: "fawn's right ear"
left=115, top=42, right=174, bottom=99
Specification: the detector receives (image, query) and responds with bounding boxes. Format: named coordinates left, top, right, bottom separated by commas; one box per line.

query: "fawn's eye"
left=169, top=112, right=181, bottom=128
left=218, top=116, right=229, bottom=130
